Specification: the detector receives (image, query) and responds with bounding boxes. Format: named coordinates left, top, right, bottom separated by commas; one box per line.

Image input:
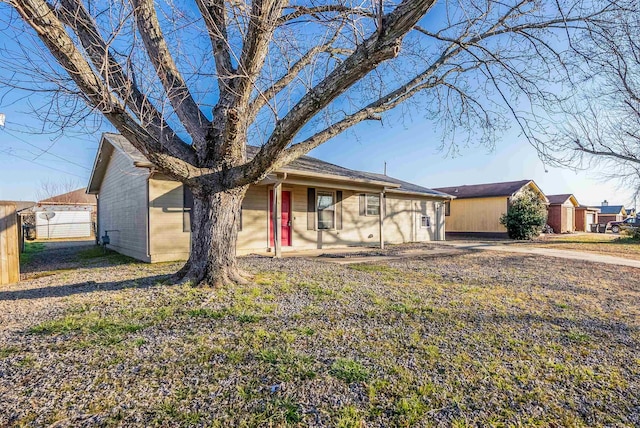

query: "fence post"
left=0, top=202, right=20, bottom=285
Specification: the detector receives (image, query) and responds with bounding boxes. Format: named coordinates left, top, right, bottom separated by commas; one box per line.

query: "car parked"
left=609, top=217, right=640, bottom=233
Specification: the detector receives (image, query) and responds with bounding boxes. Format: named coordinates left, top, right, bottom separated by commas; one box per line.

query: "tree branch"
left=234, top=0, right=288, bottom=108
left=238, top=0, right=438, bottom=185
left=247, top=32, right=347, bottom=122
left=9, top=0, right=199, bottom=179
left=56, top=0, right=196, bottom=165
left=276, top=5, right=375, bottom=26
left=194, top=0, right=235, bottom=85
left=132, top=0, right=211, bottom=148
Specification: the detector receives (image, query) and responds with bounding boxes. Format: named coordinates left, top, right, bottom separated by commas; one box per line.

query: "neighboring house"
left=596, top=201, right=626, bottom=224
left=546, top=194, right=579, bottom=233
left=575, top=205, right=600, bottom=232
left=626, top=208, right=636, bottom=218
left=34, top=189, right=97, bottom=239
left=433, top=180, right=548, bottom=237
left=87, top=133, right=453, bottom=262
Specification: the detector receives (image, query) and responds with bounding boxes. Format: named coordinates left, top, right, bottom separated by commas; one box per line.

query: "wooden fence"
left=0, top=202, right=19, bottom=285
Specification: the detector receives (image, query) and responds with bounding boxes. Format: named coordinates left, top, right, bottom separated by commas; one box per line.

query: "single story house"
left=433, top=180, right=548, bottom=238
left=546, top=194, right=579, bottom=233
left=87, top=133, right=453, bottom=262
left=596, top=202, right=626, bottom=224
left=575, top=205, right=600, bottom=232
left=34, top=189, right=97, bottom=239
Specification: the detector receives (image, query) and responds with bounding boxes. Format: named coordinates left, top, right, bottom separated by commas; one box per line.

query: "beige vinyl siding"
left=384, top=196, right=443, bottom=243
left=237, top=185, right=269, bottom=253
left=446, top=196, right=508, bottom=233
left=148, top=176, right=190, bottom=262
left=98, top=149, right=150, bottom=261
left=143, top=180, right=447, bottom=260
left=291, top=186, right=380, bottom=249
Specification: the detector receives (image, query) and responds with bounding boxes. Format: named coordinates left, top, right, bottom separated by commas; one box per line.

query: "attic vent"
left=455, top=188, right=459, bottom=193
left=602, top=200, right=609, bottom=206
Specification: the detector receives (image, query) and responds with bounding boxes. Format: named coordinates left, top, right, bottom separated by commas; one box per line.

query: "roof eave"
left=385, top=188, right=456, bottom=199
left=278, top=168, right=401, bottom=189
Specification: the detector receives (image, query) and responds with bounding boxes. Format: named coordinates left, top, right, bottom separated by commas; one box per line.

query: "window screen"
left=317, top=192, right=335, bottom=230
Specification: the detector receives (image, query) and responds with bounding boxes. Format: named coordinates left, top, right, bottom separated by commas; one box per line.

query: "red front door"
left=269, top=190, right=292, bottom=247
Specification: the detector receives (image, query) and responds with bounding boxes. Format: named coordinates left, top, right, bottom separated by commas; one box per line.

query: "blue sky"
left=0, top=101, right=634, bottom=208
left=0, top=1, right=634, bottom=208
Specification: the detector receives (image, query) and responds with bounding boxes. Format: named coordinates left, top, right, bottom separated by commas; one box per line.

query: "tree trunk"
left=176, top=185, right=250, bottom=287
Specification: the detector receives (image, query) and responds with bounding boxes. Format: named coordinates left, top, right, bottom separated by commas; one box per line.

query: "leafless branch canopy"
left=0, top=0, right=627, bottom=191
left=540, top=5, right=640, bottom=200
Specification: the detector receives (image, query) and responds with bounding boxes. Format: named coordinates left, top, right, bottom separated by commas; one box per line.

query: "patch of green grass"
left=76, top=246, right=134, bottom=264
left=395, top=394, right=428, bottom=426
left=236, top=313, right=262, bottom=323
left=348, top=264, right=398, bottom=274
left=565, top=329, right=591, bottom=344
left=29, top=312, right=145, bottom=345
left=0, top=346, right=21, bottom=358
left=256, top=347, right=317, bottom=381
left=336, top=405, right=365, bottom=428
left=330, top=358, right=370, bottom=383
left=19, top=241, right=45, bottom=265
left=187, top=308, right=226, bottom=319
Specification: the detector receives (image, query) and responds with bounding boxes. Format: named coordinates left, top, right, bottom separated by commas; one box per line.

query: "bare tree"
left=0, top=0, right=623, bottom=286
left=543, top=6, right=640, bottom=203
left=35, top=177, right=81, bottom=202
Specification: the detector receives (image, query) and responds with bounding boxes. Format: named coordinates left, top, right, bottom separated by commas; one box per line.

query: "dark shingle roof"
left=100, top=134, right=450, bottom=198
left=433, top=180, right=533, bottom=199
left=547, top=194, right=574, bottom=205
left=598, top=205, right=625, bottom=215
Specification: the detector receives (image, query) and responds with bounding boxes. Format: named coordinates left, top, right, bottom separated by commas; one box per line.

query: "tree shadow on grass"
left=0, top=274, right=173, bottom=301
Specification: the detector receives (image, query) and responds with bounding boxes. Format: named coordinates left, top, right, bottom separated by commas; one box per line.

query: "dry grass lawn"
left=516, top=233, right=640, bottom=261
left=1, top=246, right=639, bottom=427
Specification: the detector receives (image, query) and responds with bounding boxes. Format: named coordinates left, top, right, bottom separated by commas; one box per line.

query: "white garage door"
left=586, top=213, right=595, bottom=228
left=36, top=211, right=91, bottom=239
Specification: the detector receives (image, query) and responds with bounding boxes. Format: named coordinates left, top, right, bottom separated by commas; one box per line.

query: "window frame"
left=316, top=190, right=336, bottom=230
left=364, top=193, right=380, bottom=216
left=444, top=201, right=451, bottom=216
left=421, top=215, right=431, bottom=229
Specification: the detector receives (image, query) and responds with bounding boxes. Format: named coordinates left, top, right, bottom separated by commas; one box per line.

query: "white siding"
left=35, top=211, right=91, bottom=239
left=98, top=149, right=150, bottom=261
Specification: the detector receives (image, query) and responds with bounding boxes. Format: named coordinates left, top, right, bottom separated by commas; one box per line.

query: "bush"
left=500, top=189, right=548, bottom=240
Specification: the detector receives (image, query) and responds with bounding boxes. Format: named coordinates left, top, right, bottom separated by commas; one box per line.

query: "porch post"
left=379, top=191, right=385, bottom=250
left=274, top=181, right=283, bottom=258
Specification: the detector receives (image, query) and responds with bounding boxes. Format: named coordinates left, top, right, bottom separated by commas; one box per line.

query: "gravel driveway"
left=21, top=238, right=97, bottom=276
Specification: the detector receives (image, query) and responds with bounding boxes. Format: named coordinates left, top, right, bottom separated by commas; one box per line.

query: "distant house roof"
left=547, top=194, right=579, bottom=207
left=598, top=205, right=626, bottom=215
left=577, top=205, right=601, bottom=213
left=434, top=179, right=547, bottom=202
left=88, top=133, right=453, bottom=199
left=38, top=188, right=96, bottom=206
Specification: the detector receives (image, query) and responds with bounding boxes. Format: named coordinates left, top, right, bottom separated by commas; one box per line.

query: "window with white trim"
left=421, top=215, right=431, bottom=228
left=317, top=191, right=335, bottom=230
left=365, top=194, right=380, bottom=216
